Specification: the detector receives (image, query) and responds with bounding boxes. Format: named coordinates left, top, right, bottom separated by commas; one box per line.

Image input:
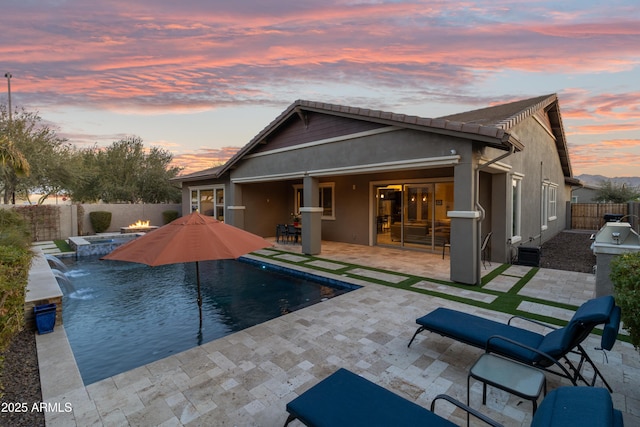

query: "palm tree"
left=0, top=133, right=30, bottom=204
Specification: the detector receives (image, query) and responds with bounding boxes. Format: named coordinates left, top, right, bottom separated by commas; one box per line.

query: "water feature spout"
left=51, top=268, right=75, bottom=293
left=46, top=254, right=68, bottom=272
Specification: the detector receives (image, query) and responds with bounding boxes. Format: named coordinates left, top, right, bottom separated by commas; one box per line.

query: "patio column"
left=449, top=159, right=480, bottom=284
left=227, top=183, right=245, bottom=229
left=491, top=173, right=509, bottom=263
left=301, top=175, right=322, bottom=255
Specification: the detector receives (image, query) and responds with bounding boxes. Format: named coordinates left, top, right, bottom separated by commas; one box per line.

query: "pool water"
left=61, top=256, right=355, bottom=385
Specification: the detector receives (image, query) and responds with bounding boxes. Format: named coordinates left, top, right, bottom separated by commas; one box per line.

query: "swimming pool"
left=60, top=256, right=357, bottom=385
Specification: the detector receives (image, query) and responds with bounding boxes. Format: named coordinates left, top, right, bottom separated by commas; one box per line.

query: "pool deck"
left=35, top=240, right=640, bottom=426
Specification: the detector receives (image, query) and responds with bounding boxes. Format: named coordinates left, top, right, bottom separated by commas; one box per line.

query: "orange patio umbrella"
left=102, top=211, right=272, bottom=327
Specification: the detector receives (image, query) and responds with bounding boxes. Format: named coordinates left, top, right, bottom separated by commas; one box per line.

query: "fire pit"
left=120, top=220, right=159, bottom=234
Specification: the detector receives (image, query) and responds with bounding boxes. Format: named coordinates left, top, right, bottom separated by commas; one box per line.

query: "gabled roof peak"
left=438, top=94, right=558, bottom=131
left=176, top=94, right=570, bottom=181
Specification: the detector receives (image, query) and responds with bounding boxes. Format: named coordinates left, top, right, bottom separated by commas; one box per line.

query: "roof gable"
left=438, top=95, right=554, bottom=128
left=440, top=94, right=572, bottom=177
left=251, top=111, right=386, bottom=155
left=180, top=94, right=572, bottom=181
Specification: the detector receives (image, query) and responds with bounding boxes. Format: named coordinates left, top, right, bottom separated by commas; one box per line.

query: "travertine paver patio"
left=36, top=241, right=640, bottom=426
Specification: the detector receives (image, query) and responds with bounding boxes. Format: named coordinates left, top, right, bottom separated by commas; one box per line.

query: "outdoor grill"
left=591, top=221, right=640, bottom=297
left=592, top=221, right=640, bottom=247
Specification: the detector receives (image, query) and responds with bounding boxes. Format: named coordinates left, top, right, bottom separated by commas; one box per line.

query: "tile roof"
left=176, top=94, right=571, bottom=181
left=291, top=99, right=515, bottom=142
left=438, top=94, right=556, bottom=129
left=170, top=165, right=222, bottom=182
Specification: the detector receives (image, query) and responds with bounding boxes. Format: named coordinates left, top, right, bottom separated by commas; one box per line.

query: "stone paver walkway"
left=35, top=240, right=640, bottom=426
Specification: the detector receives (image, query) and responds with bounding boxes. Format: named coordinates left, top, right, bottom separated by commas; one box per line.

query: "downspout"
left=474, top=144, right=517, bottom=285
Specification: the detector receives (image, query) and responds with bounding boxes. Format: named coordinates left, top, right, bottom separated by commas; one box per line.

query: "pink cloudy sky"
left=1, top=0, right=638, bottom=177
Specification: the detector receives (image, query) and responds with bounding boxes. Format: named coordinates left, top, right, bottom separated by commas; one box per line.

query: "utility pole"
left=4, top=72, right=11, bottom=122
left=4, top=72, right=13, bottom=204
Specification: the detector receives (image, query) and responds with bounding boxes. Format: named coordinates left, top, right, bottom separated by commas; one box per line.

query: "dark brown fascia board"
left=295, top=103, right=522, bottom=152
left=171, top=172, right=217, bottom=183
left=565, top=176, right=582, bottom=186
left=546, top=102, right=573, bottom=178
left=171, top=166, right=223, bottom=183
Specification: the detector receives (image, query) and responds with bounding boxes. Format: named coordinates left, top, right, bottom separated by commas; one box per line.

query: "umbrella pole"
left=196, top=261, right=203, bottom=329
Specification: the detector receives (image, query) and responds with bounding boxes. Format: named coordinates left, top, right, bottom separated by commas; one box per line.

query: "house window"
left=320, top=186, right=334, bottom=217
left=511, top=176, right=522, bottom=243
left=549, top=184, right=557, bottom=220
left=190, top=186, right=225, bottom=221
left=294, top=183, right=335, bottom=220
left=541, top=181, right=558, bottom=229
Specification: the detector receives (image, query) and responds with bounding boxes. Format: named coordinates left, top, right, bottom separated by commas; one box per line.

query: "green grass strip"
left=250, top=249, right=631, bottom=344
left=54, top=239, right=73, bottom=252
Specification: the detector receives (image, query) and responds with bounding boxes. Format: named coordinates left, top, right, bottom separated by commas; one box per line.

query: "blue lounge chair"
left=408, top=296, right=620, bottom=391
left=284, top=368, right=624, bottom=426
left=284, top=368, right=501, bottom=427
left=532, top=386, right=624, bottom=427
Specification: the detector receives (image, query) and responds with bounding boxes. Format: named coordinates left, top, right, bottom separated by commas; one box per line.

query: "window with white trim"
left=541, top=181, right=558, bottom=229
left=511, top=176, right=522, bottom=243
left=294, top=183, right=335, bottom=220
left=541, top=183, right=548, bottom=230
left=190, top=186, right=225, bottom=221
left=549, top=184, right=557, bottom=220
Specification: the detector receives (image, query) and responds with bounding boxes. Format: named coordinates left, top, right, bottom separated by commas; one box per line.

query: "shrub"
left=0, top=209, right=31, bottom=249
left=89, top=211, right=112, bottom=233
left=0, top=210, right=33, bottom=396
left=610, top=251, right=640, bottom=350
left=162, top=210, right=180, bottom=224
left=0, top=246, right=33, bottom=349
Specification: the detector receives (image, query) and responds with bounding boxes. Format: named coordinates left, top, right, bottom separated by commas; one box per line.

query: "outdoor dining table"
left=276, top=224, right=301, bottom=244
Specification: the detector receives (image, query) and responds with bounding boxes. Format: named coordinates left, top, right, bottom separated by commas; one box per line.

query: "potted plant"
left=290, top=213, right=301, bottom=227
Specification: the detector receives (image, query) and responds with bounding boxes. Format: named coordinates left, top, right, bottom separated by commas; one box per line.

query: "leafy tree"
left=68, top=137, right=182, bottom=203
left=66, top=146, right=102, bottom=203
left=595, top=180, right=640, bottom=203
left=0, top=106, right=69, bottom=204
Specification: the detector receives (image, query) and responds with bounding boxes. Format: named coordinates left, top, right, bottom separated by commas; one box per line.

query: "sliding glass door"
left=375, top=182, right=453, bottom=250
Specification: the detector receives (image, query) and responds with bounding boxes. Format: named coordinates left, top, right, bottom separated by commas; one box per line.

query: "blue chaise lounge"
left=284, top=368, right=501, bottom=427
left=407, top=296, right=621, bottom=391
left=284, top=368, right=624, bottom=426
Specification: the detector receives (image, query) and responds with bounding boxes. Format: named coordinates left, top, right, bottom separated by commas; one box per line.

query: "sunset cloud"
left=0, top=0, right=638, bottom=177
left=172, top=146, right=241, bottom=175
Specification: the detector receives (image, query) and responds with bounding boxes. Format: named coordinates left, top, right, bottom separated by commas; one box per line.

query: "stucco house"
left=571, top=183, right=600, bottom=203
left=174, top=94, right=579, bottom=285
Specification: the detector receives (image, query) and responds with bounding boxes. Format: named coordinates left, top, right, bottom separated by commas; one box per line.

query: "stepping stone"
left=253, top=249, right=280, bottom=257
left=348, top=268, right=408, bottom=284
left=306, top=260, right=347, bottom=271
left=274, top=254, right=309, bottom=263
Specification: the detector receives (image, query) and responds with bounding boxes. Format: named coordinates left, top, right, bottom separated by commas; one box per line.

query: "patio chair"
left=407, top=296, right=620, bottom=392
left=531, top=386, right=623, bottom=427
left=276, top=224, right=287, bottom=243
left=286, top=224, right=300, bottom=244
left=442, top=232, right=492, bottom=269
left=481, top=231, right=492, bottom=268
left=283, top=368, right=501, bottom=427
left=283, top=368, right=624, bottom=427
